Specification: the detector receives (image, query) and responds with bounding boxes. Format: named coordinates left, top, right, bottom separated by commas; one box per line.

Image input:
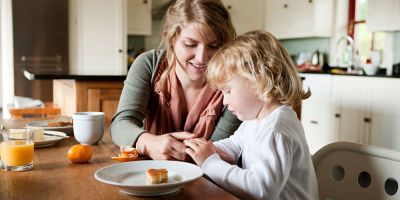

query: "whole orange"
left=67, top=144, right=93, bottom=163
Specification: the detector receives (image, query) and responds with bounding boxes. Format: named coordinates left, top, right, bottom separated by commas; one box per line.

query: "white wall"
left=329, top=0, right=349, bottom=67
left=0, top=0, right=2, bottom=110
left=1, top=0, right=14, bottom=118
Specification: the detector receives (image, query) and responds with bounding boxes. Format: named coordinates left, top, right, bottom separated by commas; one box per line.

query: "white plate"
left=26, top=120, right=73, bottom=135
left=35, top=131, right=67, bottom=147
left=94, top=160, right=203, bottom=196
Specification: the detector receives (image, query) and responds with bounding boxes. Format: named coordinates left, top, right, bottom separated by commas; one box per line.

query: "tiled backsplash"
left=394, top=31, right=400, bottom=63
left=129, top=30, right=400, bottom=67
left=281, top=31, right=400, bottom=67
left=127, top=19, right=163, bottom=52
left=127, top=35, right=145, bottom=51
left=280, top=38, right=331, bottom=58
left=280, top=38, right=331, bottom=66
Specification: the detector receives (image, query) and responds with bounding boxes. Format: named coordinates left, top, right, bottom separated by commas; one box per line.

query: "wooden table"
left=0, top=119, right=238, bottom=200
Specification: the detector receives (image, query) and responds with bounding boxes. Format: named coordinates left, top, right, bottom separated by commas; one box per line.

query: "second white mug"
left=72, top=112, right=104, bottom=145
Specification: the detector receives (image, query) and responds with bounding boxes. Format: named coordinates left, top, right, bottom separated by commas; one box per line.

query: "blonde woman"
left=110, top=0, right=241, bottom=161
left=184, top=30, right=318, bottom=199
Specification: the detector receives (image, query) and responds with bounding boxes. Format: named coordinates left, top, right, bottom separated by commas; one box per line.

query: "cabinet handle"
left=118, top=49, right=123, bottom=53
left=310, top=120, right=318, bottom=124
left=364, top=118, right=371, bottom=123
left=143, top=0, right=148, bottom=4
left=227, top=5, right=232, bottom=10
left=335, top=113, right=341, bottom=118
left=308, top=0, right=313, bottom=3
left=283, top=4, right=288, bottom=8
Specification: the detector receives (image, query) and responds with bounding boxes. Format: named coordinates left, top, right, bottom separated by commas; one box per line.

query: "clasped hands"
left=136, top=131, right=233, bottom=166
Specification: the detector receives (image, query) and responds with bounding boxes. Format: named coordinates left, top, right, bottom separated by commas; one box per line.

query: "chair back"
left=313, top=142, right=400, bottom=200
left=9, top=102, right=60, bottom=119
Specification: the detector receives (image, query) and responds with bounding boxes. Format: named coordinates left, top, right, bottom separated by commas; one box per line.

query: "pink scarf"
left=146, top=59, right=224, bottom=139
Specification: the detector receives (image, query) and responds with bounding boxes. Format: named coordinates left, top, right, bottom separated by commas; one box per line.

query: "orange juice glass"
left=1, top=129, right=34, bottom=171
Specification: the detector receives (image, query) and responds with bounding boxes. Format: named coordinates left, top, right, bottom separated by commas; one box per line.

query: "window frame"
left=348, top=0, right=375, bottom=51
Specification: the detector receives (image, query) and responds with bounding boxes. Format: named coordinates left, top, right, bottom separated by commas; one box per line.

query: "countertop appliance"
left=311, top=50, right=324, bottom=67
left=393, top=63, right=400, bottom=76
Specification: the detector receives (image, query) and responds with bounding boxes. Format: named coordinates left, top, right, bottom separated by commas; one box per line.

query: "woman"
left=110, top=0, right=241, bottom=161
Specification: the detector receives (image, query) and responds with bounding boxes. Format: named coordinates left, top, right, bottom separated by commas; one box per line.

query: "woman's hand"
left=136, top=131, right=195, bottom=160
left=184, top=138, right=216, bottom=166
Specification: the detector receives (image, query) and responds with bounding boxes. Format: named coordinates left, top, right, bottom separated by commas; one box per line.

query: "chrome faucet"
left=337, top=35, right=355, bottom=73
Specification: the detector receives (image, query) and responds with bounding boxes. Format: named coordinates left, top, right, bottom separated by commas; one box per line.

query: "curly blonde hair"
left=158, top=0, right=236, bottom=87
left=207, top=30, right=311, bottom=107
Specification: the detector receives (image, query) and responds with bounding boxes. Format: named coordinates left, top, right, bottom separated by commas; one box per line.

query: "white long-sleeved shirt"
left=202, top=105, right=318, bottom=200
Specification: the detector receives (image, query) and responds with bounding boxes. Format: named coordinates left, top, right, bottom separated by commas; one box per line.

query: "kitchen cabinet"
left=301, top=74, right=335, bottom=154
left=265, top=0, right=334, bottom=39
left=53, top=80, right=123, bottom=127
left=127, top=0, right=152, bottom=35
left=222, top=0, right=265, bottom=35
left=69, top=0, right=127, bottom=75
left=302, top=95, right=336, bottom=154
left=368, top=79, right=400, bottom=151
left=302, top=74, right=400, bottom=153
left=367, top=0, right=400, bottom=31
left=333, top=76, right=400, bottom=152
left=333, top=77, right=368, bottom=144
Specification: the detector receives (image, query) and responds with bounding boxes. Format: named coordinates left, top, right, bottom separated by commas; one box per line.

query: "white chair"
left=313, top=141, right=400, bottom=200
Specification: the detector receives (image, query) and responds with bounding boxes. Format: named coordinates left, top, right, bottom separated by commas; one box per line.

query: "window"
left=349, top=0, right=385, bottom=65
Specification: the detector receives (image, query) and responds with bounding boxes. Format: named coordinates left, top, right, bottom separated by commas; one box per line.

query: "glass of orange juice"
left=1, top=128, right=34, bottom=171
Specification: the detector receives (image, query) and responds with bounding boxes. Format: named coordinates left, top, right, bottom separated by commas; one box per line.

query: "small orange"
left=111, top=155, right=138, bottom=162
left=111, top=146, right=139, bottom=162
left=67, top=144, right=93, bottom=163
left=120, top=146, right=138, bottom=157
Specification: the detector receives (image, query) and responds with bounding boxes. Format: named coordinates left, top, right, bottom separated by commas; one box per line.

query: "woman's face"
left=174, top=23, right=221, bottom=83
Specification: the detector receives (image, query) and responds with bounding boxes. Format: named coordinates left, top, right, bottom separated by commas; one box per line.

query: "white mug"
left=72, top=112, right=104, bottom=145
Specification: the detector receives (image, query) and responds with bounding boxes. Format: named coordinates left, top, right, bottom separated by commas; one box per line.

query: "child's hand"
left=184, top=138, right=216, bottom=166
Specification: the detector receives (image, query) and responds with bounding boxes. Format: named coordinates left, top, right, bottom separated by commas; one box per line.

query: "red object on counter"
left=296, top=61, right=322, bottom=72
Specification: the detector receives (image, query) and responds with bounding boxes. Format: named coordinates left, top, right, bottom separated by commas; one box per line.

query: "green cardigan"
left=110, top=49, right=241, bottom=147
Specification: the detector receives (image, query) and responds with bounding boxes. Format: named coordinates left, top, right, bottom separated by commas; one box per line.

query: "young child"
left=184, top=30, right=318, bottom=200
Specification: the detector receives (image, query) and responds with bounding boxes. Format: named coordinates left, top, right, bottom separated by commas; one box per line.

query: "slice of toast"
left=146, top=168, right=168, bottom=184
left=47, top=116, right=73, bottom=127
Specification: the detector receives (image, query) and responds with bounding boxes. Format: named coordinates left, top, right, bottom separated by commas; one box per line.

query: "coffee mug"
left=72, top=112, right=104, bottom=145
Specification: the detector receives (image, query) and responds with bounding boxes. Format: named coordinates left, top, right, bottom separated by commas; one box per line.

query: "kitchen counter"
left=23, top=68, right=305, bottom=121
left=22, top=68, right=125, bottom=125
left=22, top=67, right=126, bottom=81
left=299, top=67, right=400, bottom=78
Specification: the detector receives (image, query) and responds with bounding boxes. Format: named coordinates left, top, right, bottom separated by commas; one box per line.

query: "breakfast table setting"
left=0, top=116, right=238, bottom=200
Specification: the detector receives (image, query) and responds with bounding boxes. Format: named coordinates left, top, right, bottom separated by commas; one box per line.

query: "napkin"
left=13, top=96, right=44, bottom=109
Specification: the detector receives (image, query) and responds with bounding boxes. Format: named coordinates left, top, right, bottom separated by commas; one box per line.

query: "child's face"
left=221, top=75, right=265, bottom=121
left=173, top=23, right=221, bottom=83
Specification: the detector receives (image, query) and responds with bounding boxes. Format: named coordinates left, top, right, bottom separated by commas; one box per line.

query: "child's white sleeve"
left=213, top=122, right=247, bottom=162
left=202, top=132, right=292, bottom=200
